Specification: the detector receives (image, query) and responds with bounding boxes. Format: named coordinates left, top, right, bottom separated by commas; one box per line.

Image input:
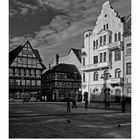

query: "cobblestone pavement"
left=9, top=102, right=131, bottom=138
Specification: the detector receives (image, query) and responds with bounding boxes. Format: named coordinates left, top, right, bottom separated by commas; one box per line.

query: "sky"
left=9, top=0, right=131, bottom=67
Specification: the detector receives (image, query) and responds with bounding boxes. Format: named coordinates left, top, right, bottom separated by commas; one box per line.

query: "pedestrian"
left=85, top=99, right=88, bottom=109
left=72, top=96, right=77, bottom=108
left=121, top=96, right=126, bottom=113
left=72, top=96, right=74, bottom=108
left=66, top=96, right=71, bottom=112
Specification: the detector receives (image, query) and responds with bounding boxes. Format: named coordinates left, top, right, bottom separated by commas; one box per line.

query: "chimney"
left=56, top=54, right=59, bottom=65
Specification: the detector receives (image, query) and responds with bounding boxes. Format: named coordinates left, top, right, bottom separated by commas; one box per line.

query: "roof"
left=123, top=15, right=131, bottom=37
left=68, top=48, right=81, bottom=62
left=9, top=40, right=46, bottom=69
left=43, top=63, right=80, bottom=77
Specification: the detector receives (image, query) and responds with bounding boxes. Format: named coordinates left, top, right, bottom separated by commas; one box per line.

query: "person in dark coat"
left=121, top=96, right=126, bottom=113
left=66, top=97, right=71, bottom=112
left=85, top=99, right=88, bottom=109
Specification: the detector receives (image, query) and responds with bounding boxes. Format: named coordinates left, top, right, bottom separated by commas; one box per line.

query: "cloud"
left=10, top=0, right=131, bottom=66
left=10, top=0, right=38, bottom=17
left=9, top=8, right=18, bottom=17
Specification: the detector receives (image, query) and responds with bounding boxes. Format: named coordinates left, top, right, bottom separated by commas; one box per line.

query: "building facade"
left=9, top=41, right=46, bottom=100
left=81, top=1, right=130, bottom=102
left=124, top=15, right=131, bottom=98
left=42, top=64, right=82, bottom=102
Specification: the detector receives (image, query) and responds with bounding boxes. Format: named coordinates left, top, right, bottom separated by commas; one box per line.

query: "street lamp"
left=101, top=72, right=111, bottom=109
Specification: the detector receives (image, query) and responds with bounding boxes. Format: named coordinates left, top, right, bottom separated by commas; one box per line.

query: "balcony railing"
left=81, top=61, right=110, bottom=71
left=109, top=41, right=124, bottom=50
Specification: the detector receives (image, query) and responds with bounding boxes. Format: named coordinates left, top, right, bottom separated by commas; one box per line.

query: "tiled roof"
left=9, top=40, right=46, bottom=69
left=43, top=63, right=80, bottom=76
left=123, top=15, right=131, bottom=37
left=69, top=48, right=81, bottom=62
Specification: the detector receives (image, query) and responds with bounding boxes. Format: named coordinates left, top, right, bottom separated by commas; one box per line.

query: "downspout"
left=88, top=33, right=91, bottom=102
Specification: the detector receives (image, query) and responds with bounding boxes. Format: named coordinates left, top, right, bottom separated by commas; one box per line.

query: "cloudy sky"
left=9, top=0, right=131, bottom=67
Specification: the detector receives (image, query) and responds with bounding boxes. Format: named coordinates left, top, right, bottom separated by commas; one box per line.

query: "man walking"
left=66, top=96, right=71, bottom=112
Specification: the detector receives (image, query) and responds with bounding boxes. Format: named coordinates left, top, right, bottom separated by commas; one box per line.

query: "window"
left=26, top=80, right=30, bottom=85
left=96, top=40, right=98, bottom=48
left=100, top=36, right=102, bottom=46
left=83, top=73, right=85, bottom=82
left=37, top=80, right=41, bottom=86
left=115, top=68, right=121, bottom=78
left=104, top=70, right=109, bottom=79
left=106, top=24, right=109, bottom=30
left=83, top=58, right=85, bottom=66
left=15, top=68, right=19, bottom=76
left=103, top=25, right=105, bottom=30
left=93, top=41, right=96, bottom=50
left=9, top=79, right=14, bottom=85
left=100, top=53, right=102, bottom=63
left=31, top=80, right=36, bottom=86
left=20, top=68, right=24, bottom=76
left=9, top=68, right=13, bottom=76
left=109, top=34, right=112, bottom=44
left=93, top=72, right=98, bottom=81
left=25, top=69, right=30, bottom=77
left=126, top=43, right=131, bottom=56
left=36, top=70, right=41, bottom=78
left=103, top=35, right=106, bottom=45
left=126, top=62, right=131, bottom=75
left=31, top=69, right=35, bottom=77
left=118, top=32, right=121, bottom=41
left=115, top=50, right=121, bottom=61
left=103, top=52, right=106, bottom=62
left=93, top=56, right=98, bottom=64
left=15, top=79, right=20, bottom=85
left=114, top=33, right=117, bottom=42
left=127, top=87, right=131, bottom=93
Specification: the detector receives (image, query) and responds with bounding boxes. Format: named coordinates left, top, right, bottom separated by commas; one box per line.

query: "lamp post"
left=101, top=72, right=111, bottom=109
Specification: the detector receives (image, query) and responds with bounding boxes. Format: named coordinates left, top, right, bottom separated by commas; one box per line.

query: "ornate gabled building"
left=81, top=1, right=131, bottom=102
left=9, top=40, right=46, bottom=100
left=42, top=63, right=82, bottom=102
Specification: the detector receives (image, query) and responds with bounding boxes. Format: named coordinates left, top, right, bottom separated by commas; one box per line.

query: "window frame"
left=126, top=62, right=131, bottom=75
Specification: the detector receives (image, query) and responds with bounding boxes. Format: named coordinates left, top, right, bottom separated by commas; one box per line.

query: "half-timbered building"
left=9, top=40, right=46, bottom=100
left=42, top=63, right=82, bottom=102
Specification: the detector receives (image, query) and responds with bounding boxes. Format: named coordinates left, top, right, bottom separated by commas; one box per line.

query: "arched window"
left=115, top=68, right=121, bottom=78
left=118, top=32, right=121, bottom=41
left=93, top=41, right=96, bottom=50
left=109, top=34, right=112, bottom=44
left=93, top=72, right=98, bottom=81
left=104, top=70, right=109, bottom=79
left=96, top=40, right=98, bottom=48
left=114, top=33, right=117, bottom=42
